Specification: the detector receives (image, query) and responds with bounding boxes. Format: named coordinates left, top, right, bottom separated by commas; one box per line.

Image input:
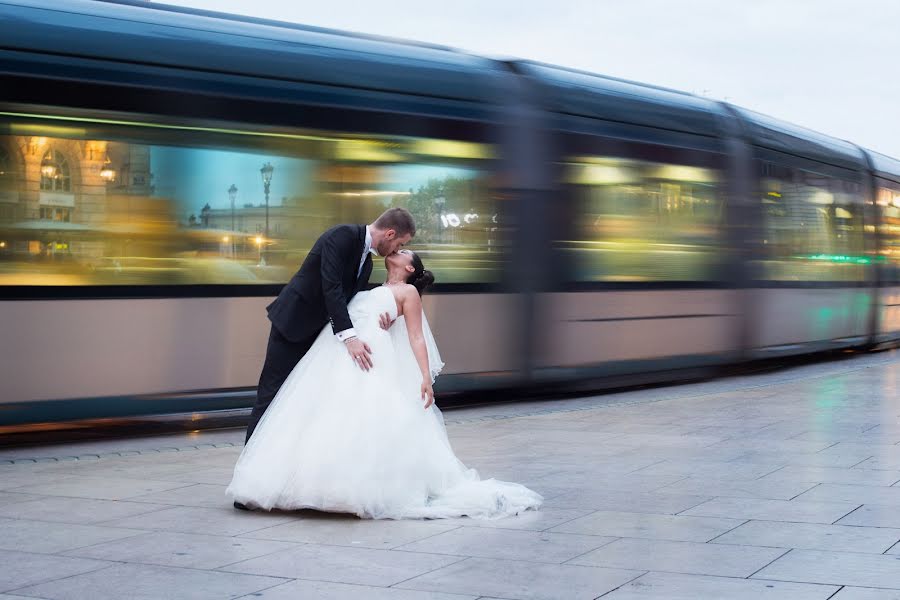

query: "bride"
left=226, top=249, right=542, bottom=519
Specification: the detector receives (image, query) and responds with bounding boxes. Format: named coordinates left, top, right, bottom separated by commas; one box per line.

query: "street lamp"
left=228, top=184, right=237, bottom=258
left=99, top=154, right=116, bottom=183
left=260, top=162, right=274, bottom=265
left=40, top=150, right=56, bottom=179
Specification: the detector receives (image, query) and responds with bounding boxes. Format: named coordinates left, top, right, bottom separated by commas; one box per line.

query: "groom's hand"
left=379, top=312, right=394, bottom=330
left=344, top=337, right=373, bottom=371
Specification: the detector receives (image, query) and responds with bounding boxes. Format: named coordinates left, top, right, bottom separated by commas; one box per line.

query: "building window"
left=40, top=149, right=71, bottom=192
left=40, top=206, right=71, bottom=222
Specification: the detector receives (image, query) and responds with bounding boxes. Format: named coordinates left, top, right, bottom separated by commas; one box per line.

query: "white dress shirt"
left=335, top=226, right=376, bottom=342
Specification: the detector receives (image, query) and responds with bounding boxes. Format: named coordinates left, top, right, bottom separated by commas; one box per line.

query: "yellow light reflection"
left=411, top=139, right=493, bottom=160
left=647, top=165, right=718, bottom=183
left=334, top=139, right=404, bottom=162
left=12, top=124, right=86, bottom=137
left=567, top=164, right=636, bottom=185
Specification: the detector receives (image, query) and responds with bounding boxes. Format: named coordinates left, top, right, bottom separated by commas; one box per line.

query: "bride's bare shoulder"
left=395, top=284, right=420, bottom=314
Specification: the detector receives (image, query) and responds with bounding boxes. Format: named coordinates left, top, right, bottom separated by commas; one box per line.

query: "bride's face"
left=385, top=249, right=415, bottom=276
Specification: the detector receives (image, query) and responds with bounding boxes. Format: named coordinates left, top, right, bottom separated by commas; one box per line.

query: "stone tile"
left=0, top=517, right=144, bottom=554
left=13, top=562, right=284, bottom=600
left=10, top=476, right=193, bottom=500
left=549, top=510, right=744, bottom=542
left=99, top=506, right=294, bottom=536
left=760, top=466, right=900, bottom=486
left=0, top=549, right=110, bottom=594
left=735, top=451, right=870, bottom=469
left=222, top=543, right=463, bottom=587
left=395, top=557, right=644, bottom=600
left=0, top=496, right=169, bottom=524
left=452, top=507, right=593, bottom=531
left=605, top=433, right=726, bottom=449
left=856, top=456, right=900, bottom=471
left=535, top=471, right=684, bottom=493
left=38, top=460, right=201, bottom=480
left=706, top=439, right=837, bottom=454
left=754, top=548, right=900, bottom=588
left=832, top=588, right=900, bottom=599
left=632, top=459, right=783, bottom=480
left=546, top=490, right=710, bottom=514
left=0, top=471, right=78, bottom=491
left=157, top=467, right=236, bottom=485
left=798, top=483, right=900, bottom=506
left=235, top=579, right=479, bottom=600
left=241, top=512, right=459, bottom=549
left=712, top=520, right=900, bottom=553
left=0, top=492, right=40, bottom=507
left=128, top=483, right=230, bottom=508
left=601, top=571, right=840, bottom=599
left=682, top=497, right=860, bottom=524
left=397, top=526, right=615, bottom=563
left=65, top=530, right=299, bottom=569
left=569, top=537, right=786, bottom=577
left=657, top=477, right=818, bottom=500
left=836, top=505, right=900, bottom=528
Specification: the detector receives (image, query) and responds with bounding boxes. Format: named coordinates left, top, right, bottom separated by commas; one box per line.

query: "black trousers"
left=245, top=324, right=316, bottom=443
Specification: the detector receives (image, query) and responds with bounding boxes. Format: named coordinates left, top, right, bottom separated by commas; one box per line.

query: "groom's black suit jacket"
left=266, top=224, right=373, bottom=344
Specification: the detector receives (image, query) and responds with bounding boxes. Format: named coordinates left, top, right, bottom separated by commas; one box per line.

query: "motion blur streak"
left=0, top=0, right=897, bottom=425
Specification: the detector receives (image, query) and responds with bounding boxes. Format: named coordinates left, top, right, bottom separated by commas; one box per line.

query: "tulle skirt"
left=226, top=297, right=542, bottom=520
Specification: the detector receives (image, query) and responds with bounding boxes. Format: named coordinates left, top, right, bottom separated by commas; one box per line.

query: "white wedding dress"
left=227, top=286, right=542, bottom=519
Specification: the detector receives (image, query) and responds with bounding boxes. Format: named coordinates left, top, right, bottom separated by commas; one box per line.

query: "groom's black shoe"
left=233, top=501, right=250, bottom=511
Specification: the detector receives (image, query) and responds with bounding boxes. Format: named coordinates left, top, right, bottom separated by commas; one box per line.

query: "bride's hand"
left=421, top=380, right=434, bottom=409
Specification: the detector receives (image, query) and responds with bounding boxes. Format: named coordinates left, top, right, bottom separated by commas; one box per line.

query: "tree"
left=392, top=175, right=473, bottom=245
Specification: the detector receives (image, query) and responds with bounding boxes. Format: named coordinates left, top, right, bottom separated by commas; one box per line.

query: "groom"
left=243, top=207, right=416, bottom=446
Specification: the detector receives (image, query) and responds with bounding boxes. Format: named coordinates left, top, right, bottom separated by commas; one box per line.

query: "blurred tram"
left=0, top=0, right=898, bottom=425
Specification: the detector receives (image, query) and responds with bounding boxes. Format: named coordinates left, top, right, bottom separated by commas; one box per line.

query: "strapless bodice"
left=347, top=286, right=398, bottom=333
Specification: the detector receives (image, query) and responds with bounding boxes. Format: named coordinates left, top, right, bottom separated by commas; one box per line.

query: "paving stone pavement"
left=0, top=350, right=899, bottom=599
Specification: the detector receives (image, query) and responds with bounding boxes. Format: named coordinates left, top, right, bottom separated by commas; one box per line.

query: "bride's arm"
left=401, top=287, right=435, bottom=409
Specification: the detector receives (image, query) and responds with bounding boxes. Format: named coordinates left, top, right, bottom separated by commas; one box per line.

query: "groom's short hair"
left=374, top=207, right=416, bottom=237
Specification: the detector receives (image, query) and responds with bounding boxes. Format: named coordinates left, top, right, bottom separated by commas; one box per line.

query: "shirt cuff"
left=335, top=328, right=357, bottom=342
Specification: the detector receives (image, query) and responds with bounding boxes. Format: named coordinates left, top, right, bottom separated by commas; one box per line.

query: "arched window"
left=40, top=149, right=71, bottom=192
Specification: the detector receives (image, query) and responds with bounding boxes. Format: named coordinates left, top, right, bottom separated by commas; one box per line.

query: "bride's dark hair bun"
left=406, top=252, right=435, bottom=295
left=411, top=269, right=434, bottom=295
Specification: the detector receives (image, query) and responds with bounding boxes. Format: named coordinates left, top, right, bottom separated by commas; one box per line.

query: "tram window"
left=756, top=165, right=865, bottom=282
left=877, top=185, right=900, bottom=283
left=560, top=156, right=724, bottom=282
left=0, top=115, right=499, bottom=286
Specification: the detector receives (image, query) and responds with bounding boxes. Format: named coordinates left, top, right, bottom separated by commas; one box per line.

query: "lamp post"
left=260, top=162, right=274, bottom=265
left=228, top=184, right=237, bottom=258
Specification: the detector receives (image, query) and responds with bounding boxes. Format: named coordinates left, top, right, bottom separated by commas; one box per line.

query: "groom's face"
left=377, top=231, right=412, bottom=257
